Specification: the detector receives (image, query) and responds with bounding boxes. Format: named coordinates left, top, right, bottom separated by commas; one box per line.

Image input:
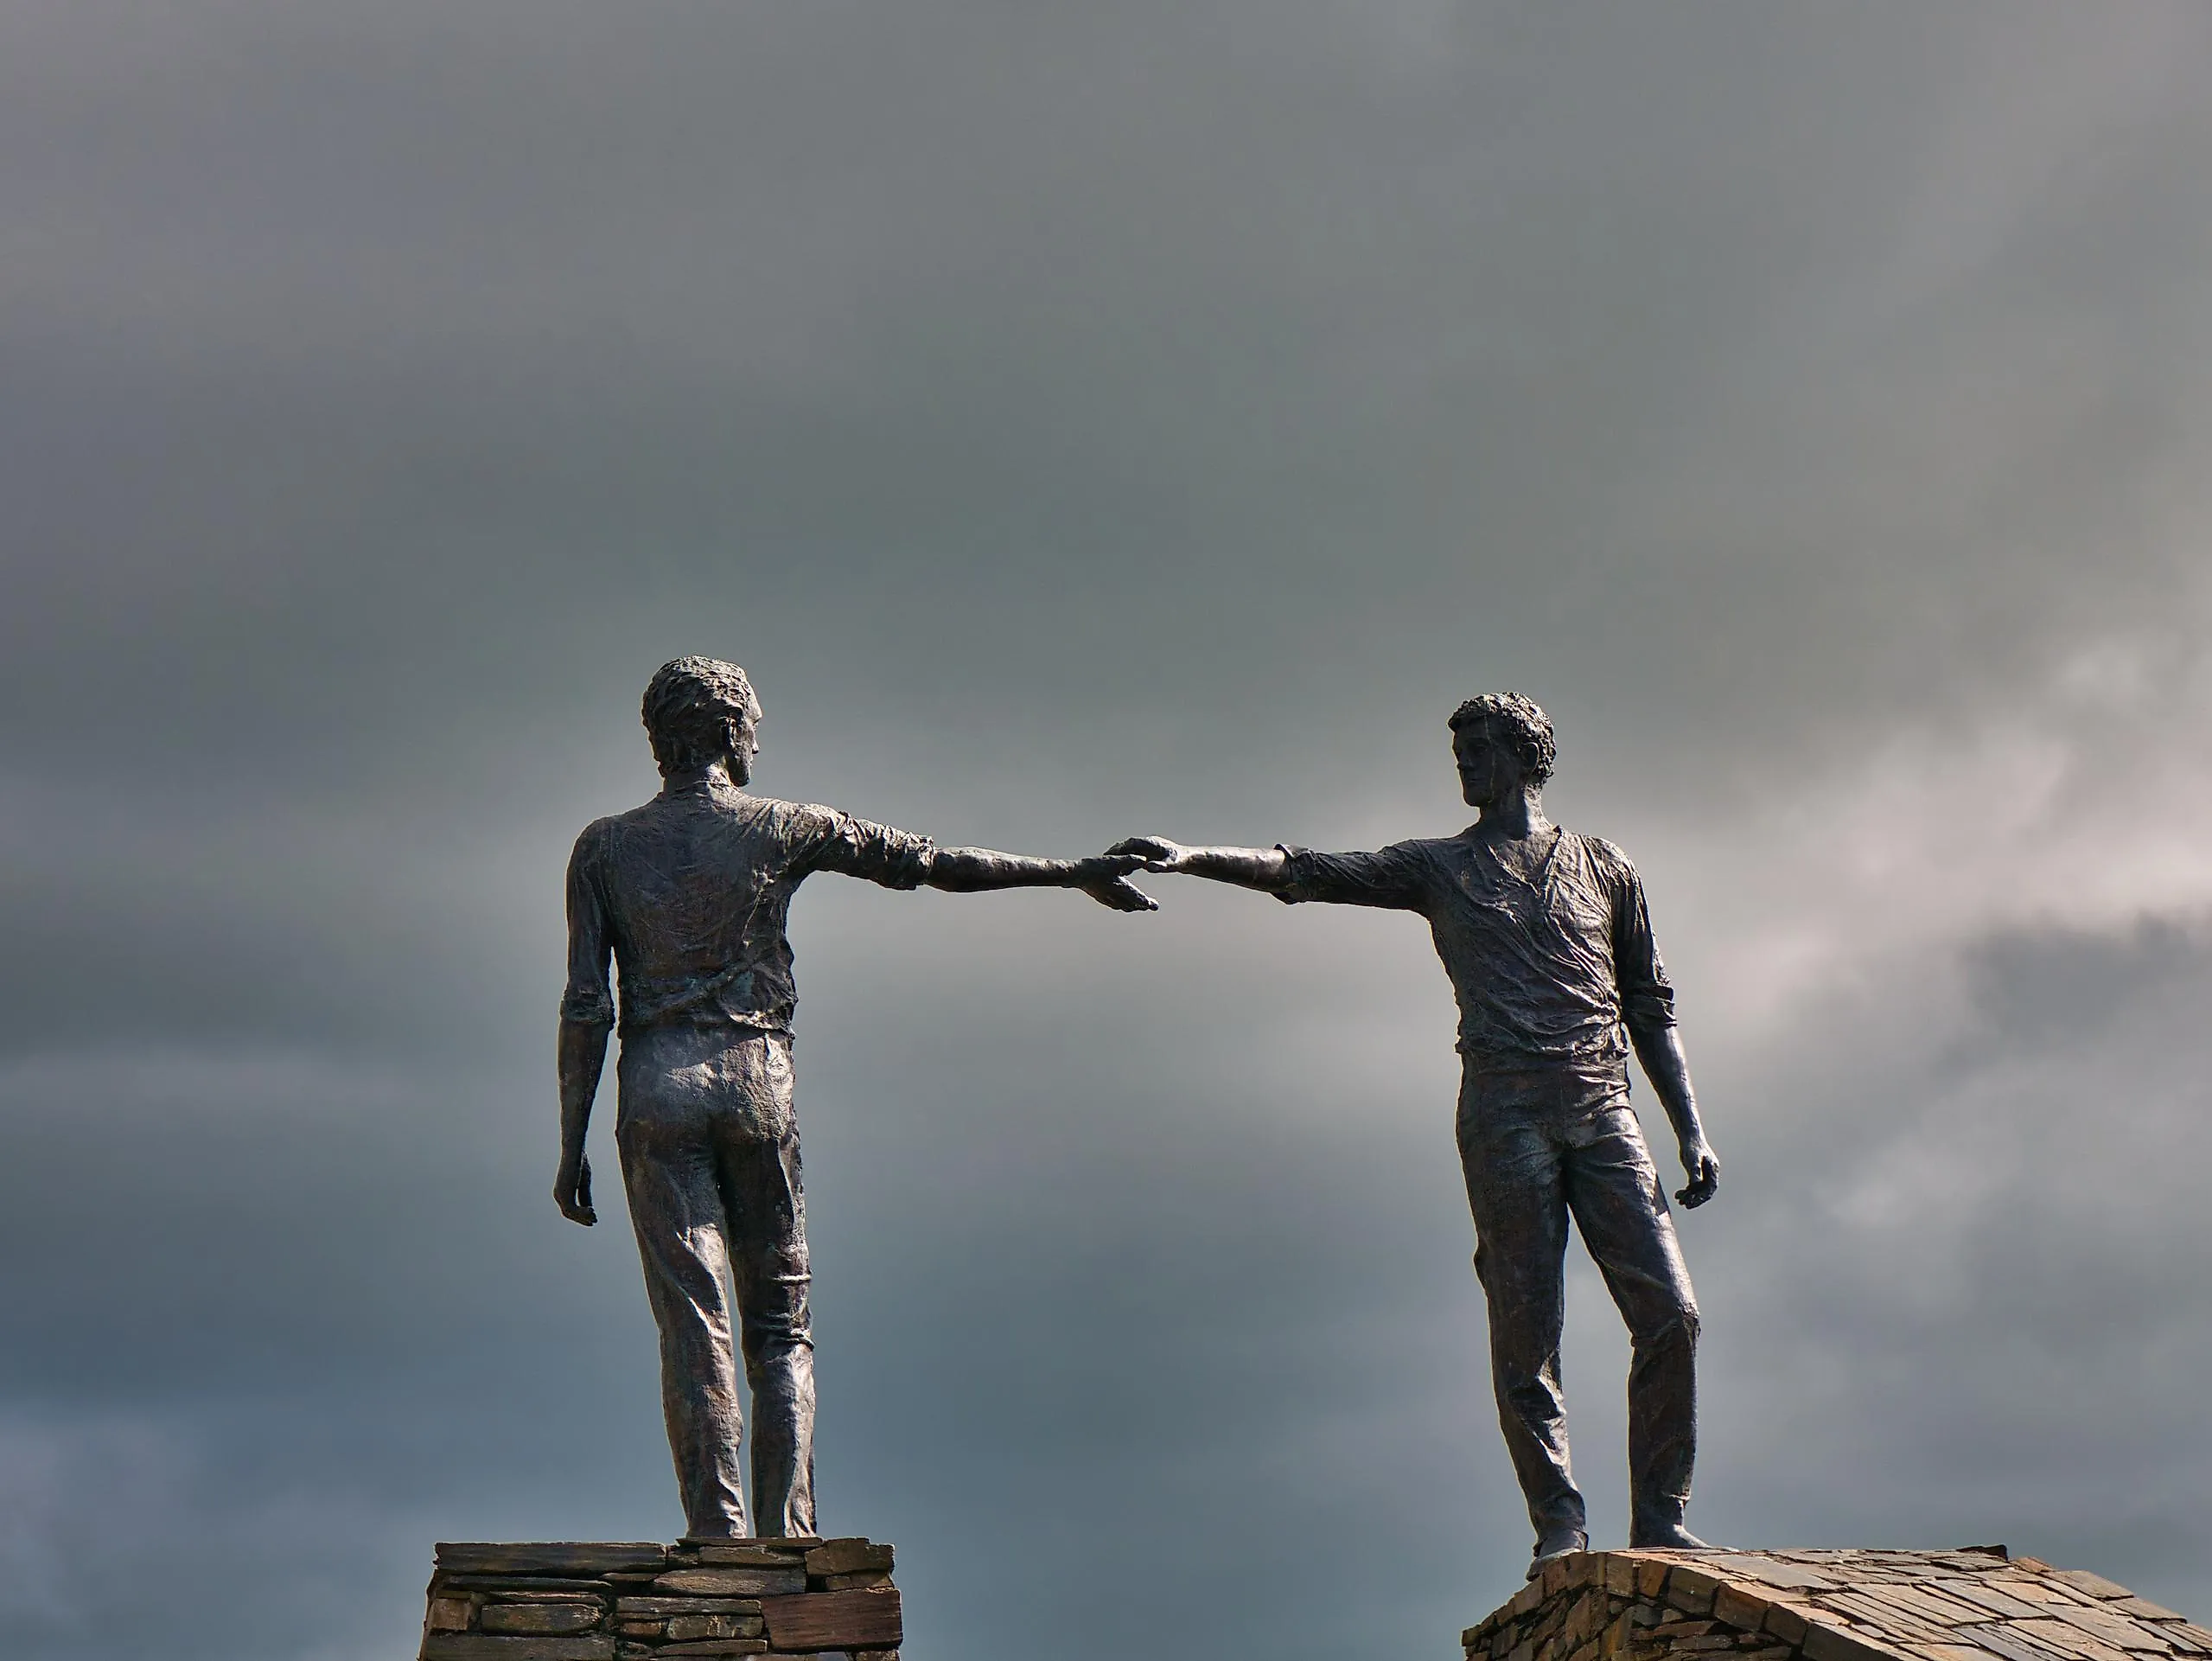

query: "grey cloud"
left=1689, top=917, right=2212, bottom=1591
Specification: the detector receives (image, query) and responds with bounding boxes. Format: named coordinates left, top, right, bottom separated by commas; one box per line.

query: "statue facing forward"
left=1113, top=693, right=1718, bottom=1577
left=557, top=656, right=1153, bottom=1540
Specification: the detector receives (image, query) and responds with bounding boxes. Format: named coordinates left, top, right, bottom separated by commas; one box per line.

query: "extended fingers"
left=1098, top=875, right=1159, bottom=911
left=1106, top=834, right=1173, bottom=860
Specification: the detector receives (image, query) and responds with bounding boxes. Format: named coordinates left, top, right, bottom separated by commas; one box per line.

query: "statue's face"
left=1454, top=718, right=1523, bottom=809
left=725, top=713, right=761, bottom=786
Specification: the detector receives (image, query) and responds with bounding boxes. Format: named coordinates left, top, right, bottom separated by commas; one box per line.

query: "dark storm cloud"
left=3, top=3, right=2212, bottom=1658
left=1700, top=917, right=2212, bottom=1579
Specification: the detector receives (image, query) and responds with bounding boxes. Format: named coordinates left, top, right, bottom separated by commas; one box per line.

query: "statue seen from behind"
left=557, top=656, right=1153, bottom=1540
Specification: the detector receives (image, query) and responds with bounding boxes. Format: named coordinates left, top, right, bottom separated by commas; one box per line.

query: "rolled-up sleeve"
left=1610, top=862, right=1677, bottom=1032
left=787, top=803, right=936, bottom=891
left=1274, top=841, right=1427, bottom=910
left=559, top=821, right=617, bottom=1027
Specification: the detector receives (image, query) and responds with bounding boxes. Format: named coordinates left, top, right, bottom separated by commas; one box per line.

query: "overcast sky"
left=4, top=4, right=2212, bottom=1658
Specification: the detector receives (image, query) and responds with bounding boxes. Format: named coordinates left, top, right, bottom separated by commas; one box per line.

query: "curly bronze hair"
left=1448, top=692, right=1556, bottom=786
left=641, top=656, right=762, bottom=777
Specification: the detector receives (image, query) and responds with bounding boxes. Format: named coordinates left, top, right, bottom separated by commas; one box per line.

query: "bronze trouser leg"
left=1559, top=1106, right=1699, bottom=1543
left=617, top=1029, right=816, bottom=1539
left=722, top=1123, right=815, bottom=1537
left=1461, top=1089, right=1584, bottom=1542
left=1459, top=1075, right=1698, bottom=1544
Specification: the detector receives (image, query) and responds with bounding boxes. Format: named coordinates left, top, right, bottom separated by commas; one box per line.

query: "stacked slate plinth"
left=418, top=1537, right=901, bottom=1661
left=1462, top=1547, right=2212, bottom=1661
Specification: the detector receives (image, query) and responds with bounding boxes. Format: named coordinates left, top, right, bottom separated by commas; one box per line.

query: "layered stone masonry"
left=419, top=1537, right=901, bottom=1661
left=1463, top=1548, right=2212, bottom=1661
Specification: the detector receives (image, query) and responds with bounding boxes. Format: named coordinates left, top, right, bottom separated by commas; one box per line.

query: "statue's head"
left=1449, top=693, right=1554, bottom=807
left=642, top=656, right=763, bottom=783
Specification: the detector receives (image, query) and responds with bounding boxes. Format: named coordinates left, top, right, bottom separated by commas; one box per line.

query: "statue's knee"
left=1637, top=1302, right=1699, bottom=1351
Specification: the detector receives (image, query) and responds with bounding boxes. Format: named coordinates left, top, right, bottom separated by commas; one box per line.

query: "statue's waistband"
left=620, top=1006, right=788, bottom=1038
left=1456, top=1053, right=1630, bottom=1115
left=1457, top=1043, right=1627, bottom=1076
left=616, top=960, right=779, bottom=1032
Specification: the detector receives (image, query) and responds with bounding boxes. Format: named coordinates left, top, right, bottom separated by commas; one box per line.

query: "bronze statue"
left=558, top=657, right=1154, bottom=1540
left=1112, top=693, right=1717, bottom=1577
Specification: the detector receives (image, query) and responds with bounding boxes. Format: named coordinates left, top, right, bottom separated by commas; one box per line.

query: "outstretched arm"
left=797, top=804, right=1156, bottom=911
left=926, top=847, right=1157, bottom=912
left=1107, top=836, right=1290, bottom=891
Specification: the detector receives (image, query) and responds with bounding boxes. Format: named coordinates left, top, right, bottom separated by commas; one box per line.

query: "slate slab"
left=421, top=1638, right=618, bottom=1661
left=656, top=1565, right=807, bottom=1598
left=761, top=1588, right=904, bottom=1651
left=478, top=1603, right=604, bottom=1637
left=437, top=1544, right=668, bottom=1578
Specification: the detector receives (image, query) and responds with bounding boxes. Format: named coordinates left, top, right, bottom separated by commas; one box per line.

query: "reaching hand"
left=1070, top=853, right=1159, bottom=912
left=555, top=1153, right=597, bottom=1226
left=1087, top=873, right=1159, bottom=912
left=1106, top=834, right=1192, bottom=872
left=1674, top=1139, right=1719, bottom=1210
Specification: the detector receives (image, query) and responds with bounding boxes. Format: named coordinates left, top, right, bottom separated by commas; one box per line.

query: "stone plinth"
left=1463, top=1547, right=2210, bottom=1661
left=418, top=1537, right=900, bottom=1661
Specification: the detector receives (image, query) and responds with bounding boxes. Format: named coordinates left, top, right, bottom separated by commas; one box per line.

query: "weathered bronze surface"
left=558, top=657, right=1152, bottom=1538
left=1112, top=693, right=1717, bottom=1575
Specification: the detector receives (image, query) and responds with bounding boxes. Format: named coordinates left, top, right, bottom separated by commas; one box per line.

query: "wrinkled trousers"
left=1457, top=1066, right=1699, bottom=1545
left=616, top=1025, right=816, bottom=1539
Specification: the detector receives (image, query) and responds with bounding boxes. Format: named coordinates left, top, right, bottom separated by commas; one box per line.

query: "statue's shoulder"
left=589, top=797, right=671, bottom=838
left=571, top=789, right=711, bottom=851
left=570, top=812, right=622, bottom=856
left=1393, top=833, right=1469, bottom=863
left=1565, top=829, right=1641, bottom=884
left=722, top=795, right=870, bottom=855
left=1367, top=835, right=1469, bottom=887
left=744, top=794, right=840, bottom=833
